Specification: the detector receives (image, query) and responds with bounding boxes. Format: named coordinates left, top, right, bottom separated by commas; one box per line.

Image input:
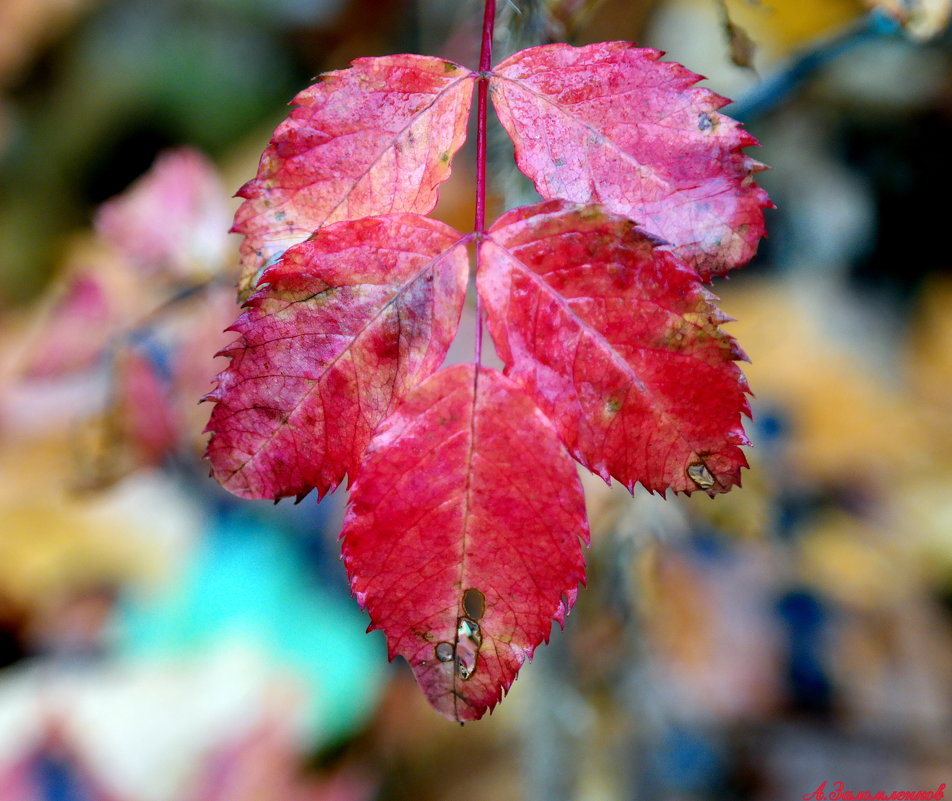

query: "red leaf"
left=205, top=214, right=469, bottom=500
left=341, top=364, right=589, bottom=721
left=490, top=42, right=770, bottom=279
left=477, top=201, right=750, bottom=495
left=233, top=56, right=475, bottom=297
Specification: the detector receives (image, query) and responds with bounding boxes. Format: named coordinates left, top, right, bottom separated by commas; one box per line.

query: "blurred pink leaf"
left=19, top=272, right=117, bottom=378
left=95, top=148, right=232, bottom=281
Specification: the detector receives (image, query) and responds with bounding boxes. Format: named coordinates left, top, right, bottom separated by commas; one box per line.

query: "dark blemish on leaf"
left=435, top=642, right=454, bottom=662
left=275, top=210, right=286, bottom=222
left=462, top=587, right=486, bottom=620
left=665, top=327, right=686, bottom=348
left=374, top=334, right=400, bottom=361
left=443, top=61, right=459, bottom=72
left=552, top=157, right=565, bottom=167
left=687, top=461, right=715, bottom=489
left=304, top=286, right=335, bottom=306
left=606, top=261, right=634, bottom=289
left=439, top=150, right=450, bottom=164
left=698, top=113, right=715, bottom=132
left=604, top=397, right=623, bottom=415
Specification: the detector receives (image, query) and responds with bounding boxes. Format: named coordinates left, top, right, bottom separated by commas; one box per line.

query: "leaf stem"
left=473, top=0, right=495, bottom=365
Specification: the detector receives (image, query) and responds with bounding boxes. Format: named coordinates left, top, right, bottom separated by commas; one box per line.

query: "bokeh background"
left=1, top=0, right=951, bottom=799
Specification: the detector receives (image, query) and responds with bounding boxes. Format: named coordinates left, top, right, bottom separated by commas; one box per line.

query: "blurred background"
left=1, top=0, right=951, bottom=799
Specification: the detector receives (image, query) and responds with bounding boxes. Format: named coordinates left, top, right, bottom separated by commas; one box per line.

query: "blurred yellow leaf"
left=0, top=438, right=199, bottom=611
left=799, top=511, right=911, bottom=609
left=720, top=280, right=928, bottom=486
left=0, top=502, right=138, bottom=608
left=723, top=0, right=866, bottom=55
left=907, top=277, right=952, bottom=455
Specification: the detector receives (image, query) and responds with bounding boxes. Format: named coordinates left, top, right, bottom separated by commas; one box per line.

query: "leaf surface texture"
left=478, top=201, right=750, bottom=494
left=341, top=364, right=589, bottom=721
left=233, top=55, right=475, bottom=296
left=205, top=215, right=468, bottom=500
left=491, top=42, right=770, bottom=279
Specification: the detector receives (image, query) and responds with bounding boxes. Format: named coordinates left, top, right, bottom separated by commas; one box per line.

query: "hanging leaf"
left=341, top=364, right=589, bottom=721
left=205, top=215, right=469, bottom=500
left=233, top=55, right=475, bottom=297
left=478, top=201, right=750, bottom=494
left=490, top=42, right=770, bottom=279
left=206, top=26, right=770, bottom=721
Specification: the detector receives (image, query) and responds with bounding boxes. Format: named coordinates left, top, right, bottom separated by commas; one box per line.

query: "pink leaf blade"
left=478, top=200, right=750, bottom=495
left=490, top=42, right=770, bottom=279
left=233, top=55, right=475, bottom=297
left=341, top=364, right=589, bottom=721
left=205, top=214, right=469, bottom=501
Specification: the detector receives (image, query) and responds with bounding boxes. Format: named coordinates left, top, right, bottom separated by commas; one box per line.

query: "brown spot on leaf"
left=462, top=587, right=486, bottom=620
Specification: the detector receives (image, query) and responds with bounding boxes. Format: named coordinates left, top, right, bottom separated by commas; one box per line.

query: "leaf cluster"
left=204, top=40, right=770, bottom=720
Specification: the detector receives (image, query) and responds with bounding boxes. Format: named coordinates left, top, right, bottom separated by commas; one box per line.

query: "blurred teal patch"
left=119, top=512, right=386, bottom=745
